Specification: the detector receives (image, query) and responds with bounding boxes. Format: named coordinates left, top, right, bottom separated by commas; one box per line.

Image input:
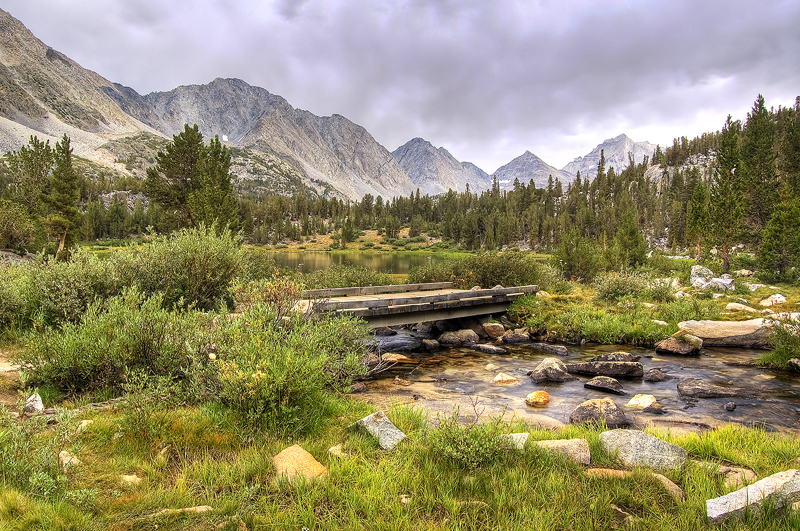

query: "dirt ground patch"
left=0, top=346, right=21, bottom=408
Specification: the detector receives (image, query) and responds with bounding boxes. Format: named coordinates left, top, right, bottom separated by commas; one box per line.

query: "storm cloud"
left=4, top=0, right=799, bottom=171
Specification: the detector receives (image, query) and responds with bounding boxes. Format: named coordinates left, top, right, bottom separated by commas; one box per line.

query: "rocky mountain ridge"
left=0, top=8, right=660, bottom=201
left=391, top=138, right=492, bottom=195
left=561, top=134, right=657, bottom=180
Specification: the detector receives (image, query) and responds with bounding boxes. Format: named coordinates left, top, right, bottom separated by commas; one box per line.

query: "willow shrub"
left=759, top=317, right=800, bottom=370
left=111, top=224, right=245, bottom=311
left=212, top=305, right=370, bottom=434
left=20, top=288, right=214, bottom=392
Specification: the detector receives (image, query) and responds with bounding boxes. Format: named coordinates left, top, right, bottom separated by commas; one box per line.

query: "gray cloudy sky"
left=5, top=0, right=800, bottom=172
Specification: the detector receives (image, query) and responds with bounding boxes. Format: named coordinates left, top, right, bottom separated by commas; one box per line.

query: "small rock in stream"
left=725, top=402, right=737, bottom=411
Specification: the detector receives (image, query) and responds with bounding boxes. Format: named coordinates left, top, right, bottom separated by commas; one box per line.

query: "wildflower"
left=209, top=353, right=217, bottom=361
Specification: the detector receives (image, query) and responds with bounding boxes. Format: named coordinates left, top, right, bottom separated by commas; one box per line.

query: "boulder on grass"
left=272, top=445, right=329, bottom=484
left=599, top=429, right=687, bottom=470
left=676, top=319, right=771, bottom=349
left=569, top=398, right=629, bottom=428
left=706, top=469, right=800, bottom=525
left=534, top=438, right=591, bottom=465
left=350, top=411, right=407, bottom=450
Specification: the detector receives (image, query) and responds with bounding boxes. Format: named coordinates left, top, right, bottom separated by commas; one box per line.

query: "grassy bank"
left=1, top=397, right=799, bottom=530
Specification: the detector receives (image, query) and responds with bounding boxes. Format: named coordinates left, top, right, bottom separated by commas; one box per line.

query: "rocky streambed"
left=359, top=331, right=800, bottom=434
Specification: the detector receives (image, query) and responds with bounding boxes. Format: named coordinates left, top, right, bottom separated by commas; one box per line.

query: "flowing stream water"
left=358, top=337, right=800, bottom=435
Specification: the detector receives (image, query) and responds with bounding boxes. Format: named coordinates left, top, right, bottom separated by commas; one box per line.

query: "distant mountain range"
left=0, top=8, right=656, bottom=201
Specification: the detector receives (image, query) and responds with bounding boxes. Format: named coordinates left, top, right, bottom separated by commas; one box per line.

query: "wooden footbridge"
left=301, top=282, right=538, bottom=327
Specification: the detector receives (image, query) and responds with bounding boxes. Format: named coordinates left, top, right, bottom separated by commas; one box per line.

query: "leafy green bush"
left=593, top=272, right=649, bottom=301
left=212, top=305, right=369, bottom=433
left=428, top=410, right=514, bottom=470
left=643, top=279, right=676, bottom=303
left=112, top=225, right=245, bottom=310
left=25, top=249, right=120, bottom=326
left=20, top=288, right=213, bottom=392
left=0, top=407, right=73, bottom=499
left=553, top=305, right=668, bottom=346
left=653, top=298, right=720, bottom=327
left=408, top=251, right=541, bottom=289
left=301, top=264, right=393, bottom=289
left=759, top=317, right=800, bottom=370
left=0, top=265, right=27, bottom=332
left=551, top=229, right=604, bottom=282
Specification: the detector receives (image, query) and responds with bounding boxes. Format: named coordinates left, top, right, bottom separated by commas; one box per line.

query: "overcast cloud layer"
left=5, top=0, right=800, bottom=172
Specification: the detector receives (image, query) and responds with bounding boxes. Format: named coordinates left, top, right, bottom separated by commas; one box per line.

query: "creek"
left=359, top=338, right=800, bottom=435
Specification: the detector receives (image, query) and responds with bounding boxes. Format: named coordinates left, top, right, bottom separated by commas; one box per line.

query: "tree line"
left=1, top=95, right=798, bottom=280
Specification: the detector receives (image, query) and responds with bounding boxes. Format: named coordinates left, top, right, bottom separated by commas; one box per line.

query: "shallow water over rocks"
left=359, top=336, right=800, bottom=435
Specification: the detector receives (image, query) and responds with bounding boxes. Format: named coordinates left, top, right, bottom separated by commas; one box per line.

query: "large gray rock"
left=599, top=429, right=687, bottom=470
left=677, top=319, right=770, bottom=349
left=655, top=337, right=701, bottom=356
left=706, top=469, right=800, bottom=525
left=691, top=265, right=715, bottom=285
left=372, top=335, right=423, bottom=352
left=589, top=352, right=641, bottom=362
left=788, top=358, right=800, bottom=373
left=534, top=438, right=591, bottom=465
left=482, top=322, right=506, bottom=339
left=677, top=378, right=754, bottom=399
left=529, top=357, right=576, bottom=383
left=438, top=329, right=480, bottom=347
left=350, top=411, right=406, bottom=450
left=569, top=398, right=629, bottom=428
left=528, top=342, right=569, bottom=356
left=584, top=376, right=626, bottom=395
left=501, top=331, right=530, bottom=344
left=643, top=368, right=673, bottom=382
left=707, top=278, right=735, bottom=291
left=23, top=392, right=43, bottom=415
left=566, top=361, right=644, bottom=378
left=471, top=343, right=508, bottom=355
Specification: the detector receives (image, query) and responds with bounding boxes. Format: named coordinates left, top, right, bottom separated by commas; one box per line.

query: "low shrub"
left=112, top=225, right=245, bottom=310
left=25, top=249, right=120, bottom=326
left=553, top=305, right=668, bottom=346
left=408, top=251, right=541, bottom=289
left=0, top=407, right=73, bottom=499
left=593, top=272, right=649, bottom=301
left=653, top=298, right=720, bottom=327
left=551, top=229, right=604, bottom=282
left=427, top=409, right=514, bottom=470
left=0, top=265, right=27, bottom=332
left=212, top=305, right=369, bottom=434
left=19, top=288, right=214, bottom=392
left=759, top=317, right=800, bottom=370
left=301, top=264, right=393, bottom=289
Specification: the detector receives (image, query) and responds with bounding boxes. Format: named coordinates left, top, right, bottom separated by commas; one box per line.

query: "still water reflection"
left=264, top=251, right=458, bottom=275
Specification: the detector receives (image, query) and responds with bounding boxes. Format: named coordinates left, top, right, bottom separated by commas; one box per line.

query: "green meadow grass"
left=2, top=398, right=799, bottom=531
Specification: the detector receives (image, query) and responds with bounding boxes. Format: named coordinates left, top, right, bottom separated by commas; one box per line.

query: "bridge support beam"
left=360, top=302, right=512, bottom=328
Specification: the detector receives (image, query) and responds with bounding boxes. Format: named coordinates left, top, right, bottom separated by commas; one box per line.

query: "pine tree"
left=740, top=94, right=778, bottom=237
left=145, top=124, right=204, bottom=227
left=709, top=115, right=745, bottom=273
left=188, top=135, right=239, bottom=230
left=757, top=198, right=800, bottom=283
left=43, top=135, right=80, bottom=259
left=685, top=183, right=709, bottom=259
